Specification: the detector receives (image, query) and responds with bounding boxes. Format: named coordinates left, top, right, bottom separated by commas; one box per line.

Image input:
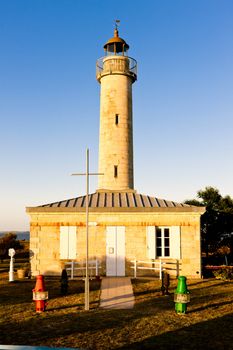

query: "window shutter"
left=60, top=226, right=77, bottom=259
left=147, top=226, right=156, bottom=259
left=60, top=226, right=69, bottom=259
left=68, top=226, right=77, bottom=259
left=170, top=226, right=181, bottom=259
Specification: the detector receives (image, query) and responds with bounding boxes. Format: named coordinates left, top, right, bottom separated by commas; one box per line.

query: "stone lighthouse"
left=27, top=25, right=204, bottom=280
left=96, top=26, right=137, bottom=191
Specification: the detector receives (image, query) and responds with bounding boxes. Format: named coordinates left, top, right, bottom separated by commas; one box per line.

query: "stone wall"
left=28, top=209, right=202, bottom=279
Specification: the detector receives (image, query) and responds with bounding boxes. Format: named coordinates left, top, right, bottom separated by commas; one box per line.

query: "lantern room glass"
left=105, top=43, right=128, bottom=56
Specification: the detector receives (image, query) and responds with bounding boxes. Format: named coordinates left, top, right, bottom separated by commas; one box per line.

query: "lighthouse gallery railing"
left=96, top=56, right=137, bottom=81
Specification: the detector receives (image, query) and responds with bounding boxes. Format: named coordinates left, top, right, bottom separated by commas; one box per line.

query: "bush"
left=213, top=268, right=233, bottom=281
left=0, top=233, right=23, bottom=261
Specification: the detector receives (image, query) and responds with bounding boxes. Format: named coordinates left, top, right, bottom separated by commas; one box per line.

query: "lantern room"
left=104, top=28, right=129, bottom=56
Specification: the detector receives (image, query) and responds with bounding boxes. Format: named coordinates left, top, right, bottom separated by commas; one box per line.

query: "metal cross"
left=71, top=148, right=103, bottom=311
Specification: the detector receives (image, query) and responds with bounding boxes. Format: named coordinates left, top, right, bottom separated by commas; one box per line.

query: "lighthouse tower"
left=96, top=26, right=137, bottom=191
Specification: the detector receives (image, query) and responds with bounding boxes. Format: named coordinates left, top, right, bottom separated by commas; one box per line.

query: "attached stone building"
left=26, top=27, right=205, bottom=278
left=27, top=191, right=204, bottom=278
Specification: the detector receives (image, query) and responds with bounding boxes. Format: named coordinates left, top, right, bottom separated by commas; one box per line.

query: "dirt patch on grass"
left=0, top=273, right=233, bottom=349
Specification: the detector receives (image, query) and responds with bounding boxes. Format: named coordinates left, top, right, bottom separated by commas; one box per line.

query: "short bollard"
left=174, top=276, right=190, bottom=314
left=61, top=269, right=68, bottom=295
left=8, top=248, right=15, bottom=282
left=161, top=271, right=170, bottom=295
left=32, top=275, right=48, bottom=312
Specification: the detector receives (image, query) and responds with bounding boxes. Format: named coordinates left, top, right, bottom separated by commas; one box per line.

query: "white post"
left=134, top=258, right=137, bottom=278
left=96, top=259, right=98, bottom=276
left=176, top=259, right=179, bottom=277
left=159, top=259, right=162, bottom=280
left=9, top=257, right=14, bottom=282
left=85, top=148, right=90, bottom=311
left=71, top=261, right=74, bottom=280
left=8, top=248, right=15, bottom=282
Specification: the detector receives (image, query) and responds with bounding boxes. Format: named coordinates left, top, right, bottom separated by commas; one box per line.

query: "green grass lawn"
left=0, top=272, right=233, bottom=349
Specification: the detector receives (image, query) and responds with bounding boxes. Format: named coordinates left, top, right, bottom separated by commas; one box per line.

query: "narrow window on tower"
left=114, top=165, right=118, bottom=178
left=115, top=114, right=119, bottom=125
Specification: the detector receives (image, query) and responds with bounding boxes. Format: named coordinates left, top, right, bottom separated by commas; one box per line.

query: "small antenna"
left=115, top=19, right=120, bottom=30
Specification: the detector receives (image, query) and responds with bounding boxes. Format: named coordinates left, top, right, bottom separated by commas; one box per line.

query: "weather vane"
left=115, top=19, right=120, bottom=30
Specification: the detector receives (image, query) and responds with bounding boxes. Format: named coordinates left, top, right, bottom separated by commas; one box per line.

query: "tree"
left=0, top=233, right=23, bottom=261
left=184, top=187, right=233, bottom=261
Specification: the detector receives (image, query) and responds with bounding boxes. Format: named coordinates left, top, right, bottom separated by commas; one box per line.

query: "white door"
left=106, top=226, right=125, bottom=276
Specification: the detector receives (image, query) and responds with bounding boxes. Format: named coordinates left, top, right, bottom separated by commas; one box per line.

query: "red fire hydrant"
left=32, top=275, right=48, bottom=312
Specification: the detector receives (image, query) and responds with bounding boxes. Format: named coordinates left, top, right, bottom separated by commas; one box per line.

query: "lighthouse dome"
left=104, top=28, right=129, bottom=54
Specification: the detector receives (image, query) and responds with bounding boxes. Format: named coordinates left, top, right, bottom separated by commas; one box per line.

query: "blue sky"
left=0, top=0, right=232, bottom=230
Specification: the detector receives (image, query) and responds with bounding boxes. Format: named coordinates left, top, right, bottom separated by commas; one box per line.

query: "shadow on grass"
left=183, top=278, right=217, bottom=288
left=133, top=287, right=162, bottom=297
left=189, top=299, right=233, bottom=313
left=1, top=297, right=233, bottom=349
left=0, top=280, right=35, bottom=305
left=190, top=280, right=233, bottom=292
left=116, top=313, right=233, bottom=349
left=48, top=299, right=98, bottom=312
left=0, top=293, right=174, bottom=345
left=132, top=278, right=162, bottom=297
left=0, top=279, right=100, bottom=306
left=1, top=288, right=233, bottom=349
left=131, top=278, right=156, bottom=284
left=1, top=276, right=233, bottom=349
left=0, top=309, right=140, bottom=345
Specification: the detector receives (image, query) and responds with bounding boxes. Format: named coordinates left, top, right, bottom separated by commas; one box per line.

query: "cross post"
left=72, top=148, right=103, bottom=311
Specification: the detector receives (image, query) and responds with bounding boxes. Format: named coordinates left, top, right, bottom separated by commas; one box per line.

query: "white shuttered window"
left=60, top=226, right=77, bottom=259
